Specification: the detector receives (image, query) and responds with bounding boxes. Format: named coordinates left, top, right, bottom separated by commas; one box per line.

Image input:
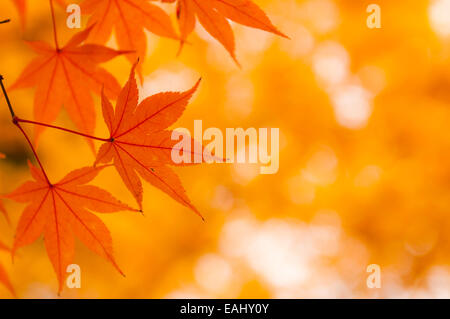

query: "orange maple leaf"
left=0, top=170, right=14, bottom=296
left=10, top=26, right=127, bottom=149
left=12, top=0, right=66, bottom=29
left=0, top=153, right=9, bottom=224
left=0, top=241, right=15, bottom=297
left=12, top=0, right=27, bottom=29
left=7, top=162, right=137, bottom=293
left=0, top=199, right=9, bottom=225
left=162, top=0, right=287, bottom=63
left=80, top=0, right=179, bottom=67
left=95, top=63, right=205, bottom=218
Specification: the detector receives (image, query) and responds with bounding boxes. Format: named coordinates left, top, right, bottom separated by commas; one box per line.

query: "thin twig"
left=0, top=75, right=15, bottom=118
left=17, top=118, right=111, bottom=142
left=14, top=119, right=52, bottom=185
left=0, top=75, right=52, bottom=185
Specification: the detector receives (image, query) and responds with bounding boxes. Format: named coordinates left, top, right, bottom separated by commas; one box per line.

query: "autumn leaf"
left=0, top=199, right=9, bottom=225
left=80, top=0, right=179, bottom=67
left=0, top=153, right=10, bottom=224
left=0, top=168, right=12, bottom=297
left=0, top=264, right=14, bottom=297
left=7, top=162, right=138, bottom=293
left=10, top=25, right=127, bottom=150
left=0, top=200, right=6, bottom=216
left=12, top=0, right=66, bottom=29
left=11, top=0, right=26, bottom=29
left=95, top=63, right=205, bottom=218
left=162, top=0, right=287, bottom=63
left=0, top=241, right=15, bottom=296
left=0, top=177, right=14, bottom=296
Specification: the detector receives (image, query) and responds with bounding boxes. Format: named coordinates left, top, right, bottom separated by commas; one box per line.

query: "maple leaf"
left=95, top=63, right=205, bottom=218
left=0, top=199, right=9, bottom=225
left=0, top=153, right=10, bottom=224
left=0, top=200, right=5, bottom=215
left=12, top=0, right=26, bottom=29
left=80, top=0, right=179, bottom=67
left=12, top=0, right=66, bottom=29
left=162, top=0, right=287, bottom=63
left=10, top=26, right=126, bottom=150
left=0, top=241, right=15, bottom=297
left=0, top=168, right=13, bottom=296
left=7, top=162, right=137, bottom=293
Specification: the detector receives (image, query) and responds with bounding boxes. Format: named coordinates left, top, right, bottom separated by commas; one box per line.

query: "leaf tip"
left=115, top=264, right=126, bottom=278
left=278, top=30, right=290, bottom=40
left=191, top=77, right=202, bottom=92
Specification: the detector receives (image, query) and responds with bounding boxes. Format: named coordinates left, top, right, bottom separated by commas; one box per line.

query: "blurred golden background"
left=1, top=0, right=450, bottom=298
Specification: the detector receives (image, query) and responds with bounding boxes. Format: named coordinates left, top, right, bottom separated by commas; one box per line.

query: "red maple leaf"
left=10, top=25, right=127, bottom=149
left=0, top=199, right=9, bottom=225
left=95, top=63, right=206, bottom=218
left=0, top=240, right=15, bottom=297
left=0, top=151, right=13, bottom=296
left=80, top=0, right=179, bottom=67
left=0, top=153, right=10, bottom=224
left=163, top=0, right=287, bottom=62
left=11, top=0, right=66, bottom=29
left=7, top=162, right=138, bottom=293
left=0, top=189, right=14, bottom=296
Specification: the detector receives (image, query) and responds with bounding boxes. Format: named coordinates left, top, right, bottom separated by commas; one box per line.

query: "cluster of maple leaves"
left=0, top=0, right=285, bottom=295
